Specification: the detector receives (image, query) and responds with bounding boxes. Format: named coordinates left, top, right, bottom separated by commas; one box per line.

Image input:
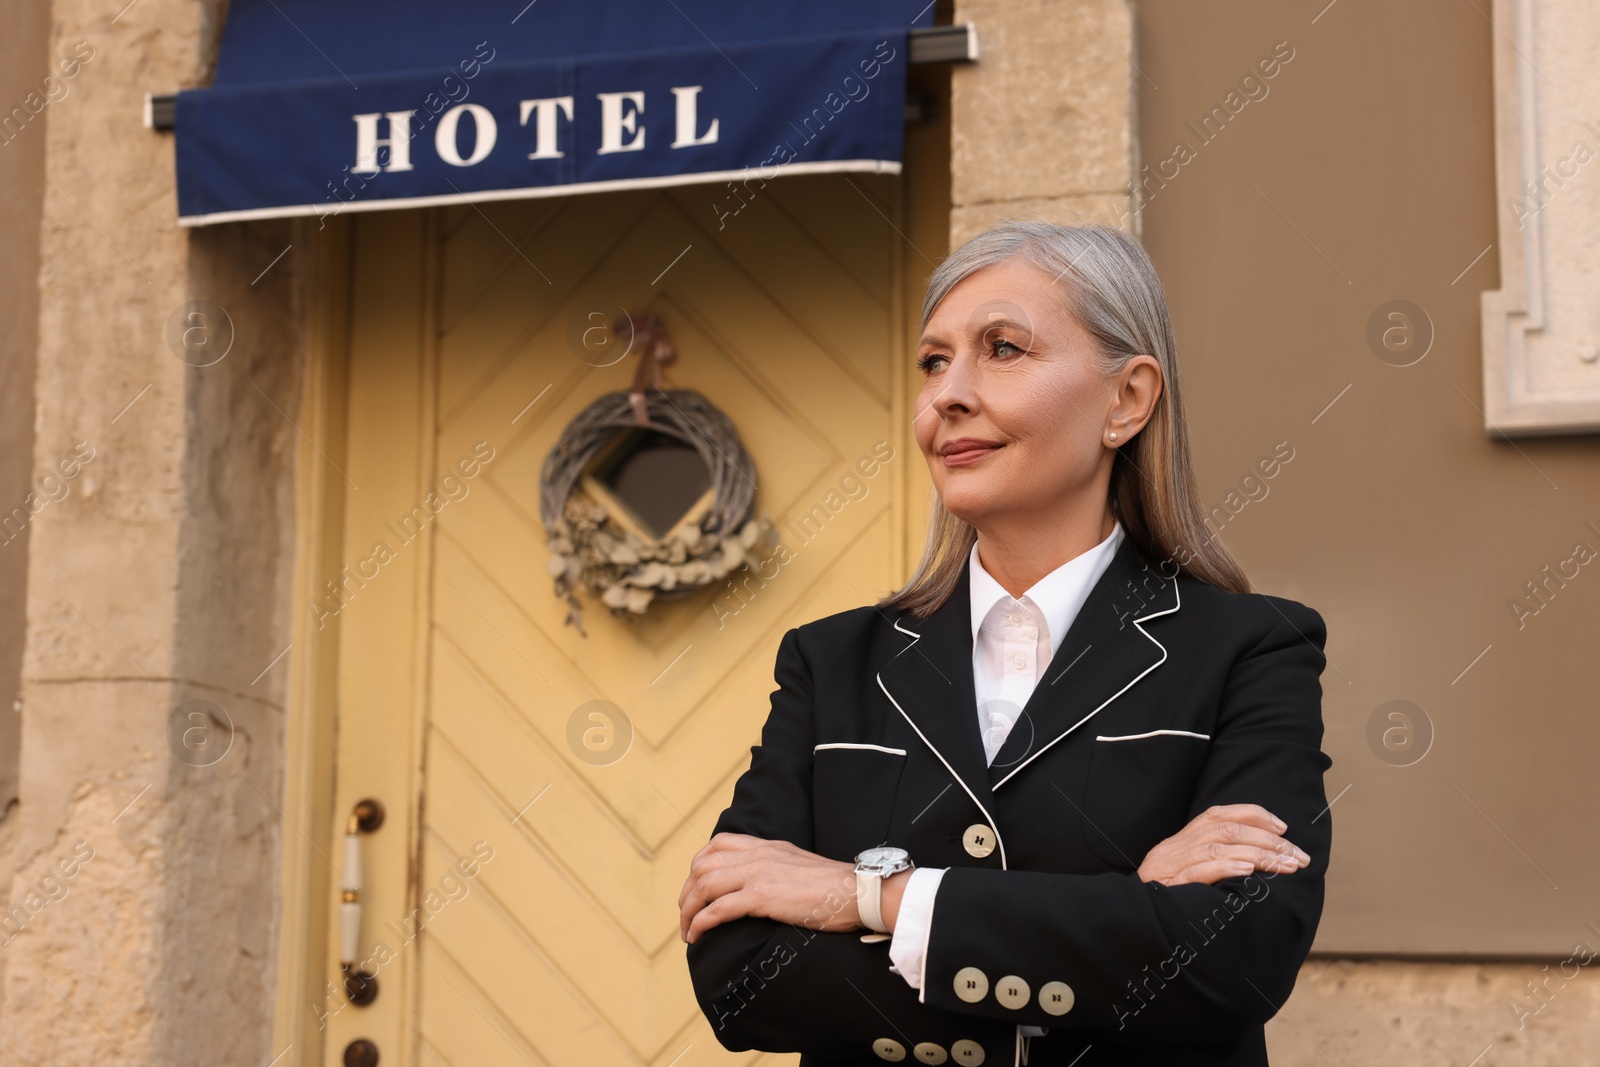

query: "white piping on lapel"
left=876, top=619, right=1011, bottom=1013
left=888, top=617, right=1044, bottom=1067
left=990, top=579, right=1183, bottom=792
left=875, top=669, right=1009, bottom=875
left=813, top=742, right=908, bottom=756
left=1095, top=728, right=1210, bottom=742
left=883, top=614, right=1004, bottom=1017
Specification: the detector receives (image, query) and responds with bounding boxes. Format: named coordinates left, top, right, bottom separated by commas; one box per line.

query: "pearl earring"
left=1108, top=431, right=1118, bottom=441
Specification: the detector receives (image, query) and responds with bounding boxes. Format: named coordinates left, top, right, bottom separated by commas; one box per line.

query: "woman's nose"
left=930, top=351, right=980, bottom=415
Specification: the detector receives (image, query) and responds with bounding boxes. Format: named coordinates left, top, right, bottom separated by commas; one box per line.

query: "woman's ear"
left=1109, top=355, right=1163, bottom=439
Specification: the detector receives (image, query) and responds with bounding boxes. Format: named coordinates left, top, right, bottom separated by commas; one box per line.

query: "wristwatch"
left=853, top=846, right=914, bottom=933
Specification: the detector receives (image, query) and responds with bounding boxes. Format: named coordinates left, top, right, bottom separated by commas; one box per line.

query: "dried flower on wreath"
left=538, top=385, right=769, bottom=635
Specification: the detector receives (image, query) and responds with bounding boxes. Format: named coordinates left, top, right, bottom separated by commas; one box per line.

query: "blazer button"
left=994, top=975, right=1030, bottom=1010
left=962, top=823, right=996, bottom=858
left=953, top=965, right=989, bottom=1003
left=913, top=1042, right=948, bottom=1064
left=951, top=1039, right=986, bottom=1065
left=1039, top=980, right=1075, bottom=1015
left=872, top=1037, right=907, bottom=1061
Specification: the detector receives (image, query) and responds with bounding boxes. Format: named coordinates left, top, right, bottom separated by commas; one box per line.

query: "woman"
left=678, top=220, right=1332, bottom=1067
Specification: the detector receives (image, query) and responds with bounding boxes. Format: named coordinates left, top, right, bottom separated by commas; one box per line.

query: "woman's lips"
left=941, top=443, right=1002, bottom=466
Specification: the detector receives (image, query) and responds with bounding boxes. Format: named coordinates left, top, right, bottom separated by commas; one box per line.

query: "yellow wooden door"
left=322, top=174, right=916, bottom=1066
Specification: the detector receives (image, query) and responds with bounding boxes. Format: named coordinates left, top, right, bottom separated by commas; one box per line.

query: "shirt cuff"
left=886, top=866, right=944, bottom=1000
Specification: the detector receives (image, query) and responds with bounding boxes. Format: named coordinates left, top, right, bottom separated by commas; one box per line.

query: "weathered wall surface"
left=948, top=1, right=1600, bottom=1063
left=949, top=0, right=1137, bottom=245
left=0, top=1, right=307, bottom=1063
left=0, top=0, right=52, bottom=1015
left=1275, top=958, right=1600, bottom=1065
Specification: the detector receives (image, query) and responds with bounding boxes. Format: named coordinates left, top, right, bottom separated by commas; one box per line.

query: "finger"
left=687, top=833, right=743, bottom=871
left=1168, top=858, right=1260, bottom=886
left=1196, top=841, right=1306, bottom=872
left=677, top=866, right=717, bottom=911
left=678, top=867, right=738, bottom=939
left=680, top=871, right=733, bottom=942
left=1190, top=844, right=1299, bottom=883
left=677, top=873, right=693, bottom=911
left=1242, top=846, right=1304, bottom=873
left=678, top=856, right=720, bottom=909
left=1190, top=823, right=1309, bottom=861
left=698, top=834, right=768, bottom=873
left=688, top=836, right=729, bottom=868
left=687, top=889, right=749, bottom=943
left=681, top=885, right=718, bottom=943
left=709, top=831, right=762, bottom=849
left=684, top=847, right=713, bottom=886
left=680, top=847, right=739, bottom=907
left=1199, top=803, right=1288, bottom=833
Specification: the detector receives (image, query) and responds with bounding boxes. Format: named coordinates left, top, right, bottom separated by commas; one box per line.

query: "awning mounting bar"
left=144, top=24, right=977, bottom=133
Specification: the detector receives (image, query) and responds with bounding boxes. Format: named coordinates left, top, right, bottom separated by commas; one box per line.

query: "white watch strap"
left=856, top=867, right=887, bottom=932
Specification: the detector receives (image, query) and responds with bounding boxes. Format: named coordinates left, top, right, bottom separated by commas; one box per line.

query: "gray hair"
left=922, top=219, right=1174, bottom=372
left=878, top=219, right=1249, bottom=618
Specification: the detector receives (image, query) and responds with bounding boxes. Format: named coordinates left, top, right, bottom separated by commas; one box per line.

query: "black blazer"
left=686, top=533, right=1333, bottom=1067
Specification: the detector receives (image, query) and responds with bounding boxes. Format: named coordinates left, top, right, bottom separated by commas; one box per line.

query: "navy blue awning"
left=173, top=1, right=934, bottom=226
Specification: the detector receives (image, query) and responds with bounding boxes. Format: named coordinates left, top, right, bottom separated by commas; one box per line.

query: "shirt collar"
left=968, top=520, right=1126, bottom=658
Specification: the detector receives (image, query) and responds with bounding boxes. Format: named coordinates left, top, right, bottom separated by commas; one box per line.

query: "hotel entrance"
left=299, top=165, right=939, bottom=1064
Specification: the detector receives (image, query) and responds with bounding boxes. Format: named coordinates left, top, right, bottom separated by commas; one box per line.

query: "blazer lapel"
left=875, top=559, right=1001, bottom=826
left=987, top=534, right=1181, bottom=790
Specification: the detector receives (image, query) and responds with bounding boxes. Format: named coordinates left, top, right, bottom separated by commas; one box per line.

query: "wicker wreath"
left=538, top=316, right=768, bottom=634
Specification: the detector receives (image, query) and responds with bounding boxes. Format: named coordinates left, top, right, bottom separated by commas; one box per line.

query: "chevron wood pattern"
left=336, top=172, right=910, bottom=1066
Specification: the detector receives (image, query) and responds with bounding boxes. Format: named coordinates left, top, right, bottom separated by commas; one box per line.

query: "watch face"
left=856, top=846, right=910, bottom=870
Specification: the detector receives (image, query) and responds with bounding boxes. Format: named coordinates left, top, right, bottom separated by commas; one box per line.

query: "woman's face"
left=913, top=258, right=1151, bottom=531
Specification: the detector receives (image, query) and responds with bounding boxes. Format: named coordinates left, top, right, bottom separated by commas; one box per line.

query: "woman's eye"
left=992, top=339, right=1022, bottom=359
left=917, top=353, right=947, bottom=374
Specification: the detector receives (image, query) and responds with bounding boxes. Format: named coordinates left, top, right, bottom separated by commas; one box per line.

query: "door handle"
left=340, top=797, right=385, bottom=1007
left=343, top=1038, right=380, bottom=1067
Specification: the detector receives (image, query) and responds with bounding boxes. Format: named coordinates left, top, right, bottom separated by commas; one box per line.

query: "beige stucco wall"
left=950, top=0, right=1136, bottom=244
left=0, top=1, right=306, bottom=1063
left=950, top=1, right=1600, bottom=1064
left=0, top=0, right=52, bottom=974
left=1276, top=958, right=1600, bottom=1065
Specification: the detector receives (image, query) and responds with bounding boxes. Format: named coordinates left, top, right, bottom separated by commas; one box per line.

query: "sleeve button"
left=994, top=975, right=1030, bottom=1009
left=1040, top=980, right=1075, bottom=1015
left=951, top=1038, right=986, bottom=1064
left=953, top=965, right=989, bottom=1003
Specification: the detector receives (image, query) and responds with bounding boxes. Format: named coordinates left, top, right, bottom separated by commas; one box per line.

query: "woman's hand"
left=678, top=832, right=863, bottom=944
left=1136, top=803, right=1311, bottom=887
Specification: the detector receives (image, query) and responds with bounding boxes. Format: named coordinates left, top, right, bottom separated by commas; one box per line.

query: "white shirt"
left=887, top=520, right=1126, bottom=1024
